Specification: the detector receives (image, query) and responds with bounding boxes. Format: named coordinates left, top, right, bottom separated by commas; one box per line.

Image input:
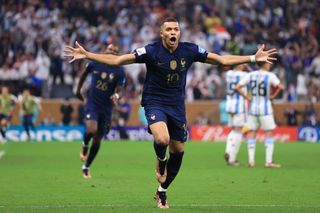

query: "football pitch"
left=0, top=141, right=319, bottom=213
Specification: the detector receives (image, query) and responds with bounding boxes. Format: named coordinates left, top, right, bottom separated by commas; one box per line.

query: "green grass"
left=0, top=141, right=320, bottom=213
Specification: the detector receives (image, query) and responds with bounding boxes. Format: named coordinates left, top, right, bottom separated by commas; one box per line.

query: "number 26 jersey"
left=238, top=70, right=280, bottom=116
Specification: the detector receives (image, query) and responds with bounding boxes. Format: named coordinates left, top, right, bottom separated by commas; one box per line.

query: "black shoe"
left=154, top=190, right=169, bottom=209
left=224, top=153, right=229, bottom=163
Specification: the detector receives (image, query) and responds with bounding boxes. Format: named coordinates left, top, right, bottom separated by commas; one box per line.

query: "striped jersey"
left=225, top=70, right=248, bottom=114
left=238, top=70, right=280, bottom=116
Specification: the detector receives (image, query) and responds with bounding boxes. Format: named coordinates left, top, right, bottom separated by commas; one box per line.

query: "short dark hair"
left=161, top=17, right=178, bottom=25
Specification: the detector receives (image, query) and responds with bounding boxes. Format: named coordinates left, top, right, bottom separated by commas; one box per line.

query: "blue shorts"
left=84, top=109, right=111, bottom=135
left=144, top=105, right=188, bottom=142
left=23, top=114, right=33, bottom=125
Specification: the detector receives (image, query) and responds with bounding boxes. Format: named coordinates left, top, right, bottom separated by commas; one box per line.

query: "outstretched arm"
left=64, top=41, right=136, bottom=65
left=205, top=44, right=277, bottom=66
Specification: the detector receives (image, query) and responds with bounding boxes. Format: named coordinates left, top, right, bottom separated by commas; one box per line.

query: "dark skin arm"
left=110, top=85, right=125, bottom=106
left=76, top=67, right=90, bottom=101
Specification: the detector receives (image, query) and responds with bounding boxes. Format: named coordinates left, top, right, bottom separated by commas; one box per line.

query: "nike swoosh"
left=157, top=62, right=167, bottom=66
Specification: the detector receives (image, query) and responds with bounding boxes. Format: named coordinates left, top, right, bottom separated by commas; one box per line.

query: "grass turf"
left=0, top=141, right=319, bottom=213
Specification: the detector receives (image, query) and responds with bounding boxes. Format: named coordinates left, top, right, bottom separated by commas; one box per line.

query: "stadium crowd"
left=1, top=0, right=320, bottom=102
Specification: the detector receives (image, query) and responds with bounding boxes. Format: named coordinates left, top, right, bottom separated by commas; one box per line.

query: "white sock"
left=225, top=130, right=234, bottom=155
left=82, top=165, right=89, bottom=170
left=158, top=185, right=167, bottom=192
left=229, top=130, right=243, bottom=163
left=265, top=137, right=274, bottom=163
left=247, top=138, right=256, bottom=164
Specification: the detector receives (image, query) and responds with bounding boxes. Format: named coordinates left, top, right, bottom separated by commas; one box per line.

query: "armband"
left=250, top=55, right=256, bottom=63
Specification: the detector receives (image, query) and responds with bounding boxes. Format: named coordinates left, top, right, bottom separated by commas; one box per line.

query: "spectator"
left=284, top=106, right=301, bottom=126
left=60, top=98, right=74, bottom=125
left=303, top=103, right=318, bottom=126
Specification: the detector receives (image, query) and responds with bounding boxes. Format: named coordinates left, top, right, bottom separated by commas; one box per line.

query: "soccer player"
left=64, top=17, right=277, bottom=208
left=20, top=89, right=40, bottom=141
left=224, top=64, right=249, bottom=166
left=235, top=62, right=284, bottom=168
left=0, top=86, right=17, bottom=143
left=76, top=43, right=126, bottom=179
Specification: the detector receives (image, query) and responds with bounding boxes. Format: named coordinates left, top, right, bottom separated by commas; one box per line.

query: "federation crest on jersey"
left=170, top=60, right=177, bottom=70
left=180, top=58, right=186, bottom=68
left=109, top=73, right=114, bottom=82
left=101, top=72, right=107, bottom=79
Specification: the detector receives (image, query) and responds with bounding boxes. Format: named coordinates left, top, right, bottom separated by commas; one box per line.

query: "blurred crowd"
left=1, top=0, right=320, bottom=102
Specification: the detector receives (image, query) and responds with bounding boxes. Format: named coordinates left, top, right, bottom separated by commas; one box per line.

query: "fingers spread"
left=68, top=58, right=76, bottom=63
left=65, top=46, right=76, bottom=51
left=268, top=57, right=277, bottom=61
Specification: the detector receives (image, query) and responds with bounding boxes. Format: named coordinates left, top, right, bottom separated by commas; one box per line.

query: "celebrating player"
left=76, top=43, right=126, bottom=179
left=235, top=62, right=284, bottom=168
left=224, top=64, right=250, bottom=166
left=64, top=17, right=277, bottom=208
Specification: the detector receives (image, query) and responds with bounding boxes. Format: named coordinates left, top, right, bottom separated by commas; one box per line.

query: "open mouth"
left=170, top=37, right=176, bottom=42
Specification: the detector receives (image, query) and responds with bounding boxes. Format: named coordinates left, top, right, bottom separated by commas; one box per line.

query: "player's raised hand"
left=64, top=41, right=87, bottom=63
left=255, top=44, right=277, bottom=64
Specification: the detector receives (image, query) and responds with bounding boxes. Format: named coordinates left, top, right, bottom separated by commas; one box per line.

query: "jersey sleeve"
left=269, top=73, right=281, bottom=86
left=133, top=45, right=150, bottom=63
left=187, top=43, right=208, bottom=62
left=85, top=62, right=94, bottom=73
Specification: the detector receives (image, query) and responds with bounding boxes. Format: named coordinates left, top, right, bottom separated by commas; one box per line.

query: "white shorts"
left=247, top=114, right=276, bottom=131
left=228, top=113, right=246, bottom=128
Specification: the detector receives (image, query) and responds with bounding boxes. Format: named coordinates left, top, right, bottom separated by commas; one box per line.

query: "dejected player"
left=76, top=43, right=126, bottom=179
left=224, top=64, right=249, bottom=166
left=235, top=62, right=284, bottom=168
left=64, top=17, right=277, bottom=209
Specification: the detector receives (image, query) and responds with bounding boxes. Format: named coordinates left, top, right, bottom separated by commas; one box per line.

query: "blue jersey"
left=86, top=62, right=126, bottom=114
left=134, top=41, right=208, bottom=107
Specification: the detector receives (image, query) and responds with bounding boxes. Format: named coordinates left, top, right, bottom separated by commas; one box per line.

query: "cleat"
left=155, top=158, right=167, bottom=184
left=154, top=190, right=169, bottom=209
left=228, top=160, right=240, bottom=166
left=248, top=162, right=255, bottom=168
left=265, top=162, right=281, bottom=168
left=82, top=168, right=92, bottom=179
left=80, top=145, right=88, bottom=161
left=224, top=153, right=229, bottom=163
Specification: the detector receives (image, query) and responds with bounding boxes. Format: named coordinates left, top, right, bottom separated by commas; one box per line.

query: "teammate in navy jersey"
left=76, top=44, right=126, bottom=179
left=65, top=17, right=277, bottom=209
